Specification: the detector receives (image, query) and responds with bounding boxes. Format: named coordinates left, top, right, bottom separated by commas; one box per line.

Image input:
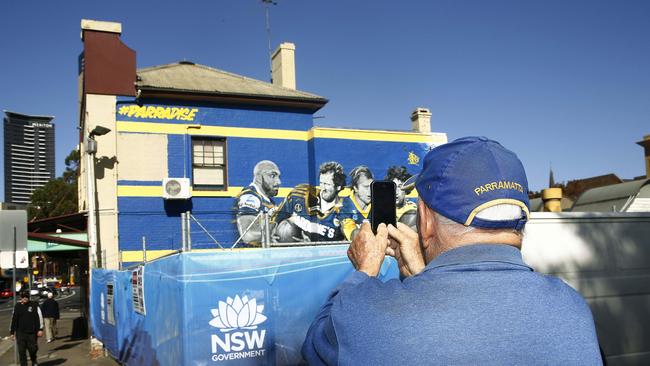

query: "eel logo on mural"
left=209, top=294, right=267, bottom=362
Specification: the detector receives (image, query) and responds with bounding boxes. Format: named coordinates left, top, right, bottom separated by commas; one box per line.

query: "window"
left=192, top=138, right=227, bottom=190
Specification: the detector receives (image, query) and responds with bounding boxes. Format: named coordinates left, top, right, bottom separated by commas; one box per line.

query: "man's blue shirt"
left=302, top=244, right=602, bottom=365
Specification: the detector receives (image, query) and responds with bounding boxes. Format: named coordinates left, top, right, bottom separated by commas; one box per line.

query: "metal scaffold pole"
left=142, top=237, right=147, bottom=263
left=186, top=211, right=192, bottom=251
left=181, top=212, right=187, bottom=252
left=263, top=213, right=271, bottom=248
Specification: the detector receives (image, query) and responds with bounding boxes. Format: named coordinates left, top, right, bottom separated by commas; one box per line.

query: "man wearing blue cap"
left=302, top=137, right=602, bottom=365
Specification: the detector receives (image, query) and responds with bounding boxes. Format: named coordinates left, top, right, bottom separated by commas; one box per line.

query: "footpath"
left=0, top=315, right=117, bottom=366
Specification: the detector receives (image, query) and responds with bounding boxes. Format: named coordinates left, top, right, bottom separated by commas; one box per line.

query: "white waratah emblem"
left=209, top=295, right=267, bottom=332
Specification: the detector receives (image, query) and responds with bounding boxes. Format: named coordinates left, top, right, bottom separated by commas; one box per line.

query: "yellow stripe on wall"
left=117, top=121, right=307, bottom=140
left=121, top=248, right=256, bottom=262
left=309, top=128, right=446, bottom=143
left=118, top=186, right=294, bottom=198
left=118, top=186, right=163, bottom=196
left=116, top=121, right=445, bottom=144
left=122, top=250, right=176, bottom=262
left=118, top=185, right=420, bottom=199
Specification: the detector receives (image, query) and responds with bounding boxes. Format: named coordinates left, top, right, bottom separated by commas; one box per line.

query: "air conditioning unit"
left=162, top=178, right=191, bottom=200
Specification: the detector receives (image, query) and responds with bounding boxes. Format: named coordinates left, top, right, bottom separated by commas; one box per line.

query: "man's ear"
left=417, top=200, right=435, bottom=251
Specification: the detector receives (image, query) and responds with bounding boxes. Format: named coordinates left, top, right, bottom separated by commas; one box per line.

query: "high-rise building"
left=3, top=111, right=55, bottom=204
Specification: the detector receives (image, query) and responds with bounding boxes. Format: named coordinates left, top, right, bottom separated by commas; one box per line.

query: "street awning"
left=27, top=232, right=88, bottom=252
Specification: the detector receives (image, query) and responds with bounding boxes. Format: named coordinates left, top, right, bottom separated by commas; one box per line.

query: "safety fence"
left=115, top=208, right=385, bottom=268
left=91, top=246, right=399, bottom=365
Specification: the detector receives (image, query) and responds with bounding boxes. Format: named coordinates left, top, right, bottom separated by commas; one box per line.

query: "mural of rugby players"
left=273, top=162, right=347, bottom=242
left=385, top=165, right=417, bottom=230
left=340, top=165, right=374, bottom=241
left=234, top=160, right=281, bottom=245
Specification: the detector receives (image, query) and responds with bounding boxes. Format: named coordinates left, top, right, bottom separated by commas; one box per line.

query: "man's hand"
left=10, top=333, right=14, bottom=340
left=347, top=222, right=389, bottom=276
left=386, top=222, right=426, bottom=277
left=37, top=330, right=43, bottom=337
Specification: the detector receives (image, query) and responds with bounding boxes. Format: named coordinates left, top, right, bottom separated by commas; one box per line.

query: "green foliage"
left=28, top=149, right=80, bottom=220
left=63, top=149, right=80, bottom=184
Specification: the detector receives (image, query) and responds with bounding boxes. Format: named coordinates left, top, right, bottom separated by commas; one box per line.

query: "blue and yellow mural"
left=115, top=100, right=445, bottom=262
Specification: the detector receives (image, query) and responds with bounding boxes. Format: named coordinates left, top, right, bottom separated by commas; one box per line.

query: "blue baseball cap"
left=415, top=136, right=530, bottom=230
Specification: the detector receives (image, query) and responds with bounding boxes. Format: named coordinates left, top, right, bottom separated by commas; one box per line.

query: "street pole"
left=13, top=226, right=18, bottom=365
left=85, top=135, right=97, bottom=348
left=86, top=139, right=97, bottom=269
left=81, top=126, right=110, bottom=351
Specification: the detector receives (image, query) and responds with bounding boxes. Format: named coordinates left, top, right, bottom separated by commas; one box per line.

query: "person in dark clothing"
left=40, top=292, right=60, bottom=342
left=10, top=291, right=44, bottom=366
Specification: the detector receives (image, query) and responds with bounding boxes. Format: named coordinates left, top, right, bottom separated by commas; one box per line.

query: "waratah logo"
left=209, top=295, right=267, bottom=333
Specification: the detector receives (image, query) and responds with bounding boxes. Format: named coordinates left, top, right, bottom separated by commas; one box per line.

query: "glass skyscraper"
left=3, top=111, right=55, bottom=204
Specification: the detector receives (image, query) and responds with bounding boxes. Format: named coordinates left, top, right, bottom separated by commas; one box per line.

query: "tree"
left=62, top=148, right=80, bottom=184
left=28, top=149, right=80, bottom=220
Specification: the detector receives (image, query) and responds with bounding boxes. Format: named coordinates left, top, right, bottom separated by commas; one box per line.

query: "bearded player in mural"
left=273, top=162, right=347, bottom=242
left=234, top=160, right=281, bottom=245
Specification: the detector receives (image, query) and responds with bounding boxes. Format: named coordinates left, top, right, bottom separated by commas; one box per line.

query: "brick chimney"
left=542, top=188, right=563, bottom=212
left=271, top=42, right=296, bottom=90
left=637, top=135, right=650, bottom=178
left=410, top=108, right=431, bottom=133
left=80, top=19, right=136, bottom=96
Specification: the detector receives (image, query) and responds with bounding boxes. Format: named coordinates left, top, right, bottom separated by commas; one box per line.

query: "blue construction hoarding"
left=91, top=246, right=399, bottom=365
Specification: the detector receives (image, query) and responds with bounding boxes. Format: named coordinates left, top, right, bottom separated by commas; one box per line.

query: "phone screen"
left=370, top=180, right=397, bottom=233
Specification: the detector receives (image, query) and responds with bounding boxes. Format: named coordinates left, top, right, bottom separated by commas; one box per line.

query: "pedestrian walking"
left=10, top=291, right=44, bottom=366
left=41, top=292, right=60, bottom=342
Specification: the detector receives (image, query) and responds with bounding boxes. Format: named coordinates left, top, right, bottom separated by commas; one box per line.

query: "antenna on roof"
left=262, top=0, right=277, bottom=82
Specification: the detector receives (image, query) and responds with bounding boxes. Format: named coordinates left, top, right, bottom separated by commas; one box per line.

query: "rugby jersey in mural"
left=275, top=184, right=345, bottom=241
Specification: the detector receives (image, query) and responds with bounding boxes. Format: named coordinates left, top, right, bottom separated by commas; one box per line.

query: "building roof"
left=28, top=211, right=87, bottom=233
left=28, top=232, right=89, bottom=248
left=3, top=110, right=54, bottom=122
left=571, top=178, right=650, bottom=212
left=562, top=173, right=622, bottom=200
left=136, top=62, right=328, bottom=110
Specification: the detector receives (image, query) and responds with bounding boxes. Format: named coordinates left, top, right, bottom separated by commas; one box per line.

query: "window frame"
left=190, top=137, right=228, bottom=191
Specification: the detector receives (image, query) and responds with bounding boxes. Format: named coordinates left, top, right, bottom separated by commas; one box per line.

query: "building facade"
left=3, top=111, right=55, bottom=204
left=77, top=20, right=447, bottom=269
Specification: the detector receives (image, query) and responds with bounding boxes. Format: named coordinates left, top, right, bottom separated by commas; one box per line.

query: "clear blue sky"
left=2, top=0, right=649, bottom=196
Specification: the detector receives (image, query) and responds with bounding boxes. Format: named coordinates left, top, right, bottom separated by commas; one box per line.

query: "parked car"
left=0, top=289, right=14, bottom=298
left=40, top=287, right=57, bottom=298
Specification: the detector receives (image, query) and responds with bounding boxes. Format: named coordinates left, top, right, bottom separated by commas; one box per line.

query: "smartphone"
left=370, top=180, right=397, bottom=233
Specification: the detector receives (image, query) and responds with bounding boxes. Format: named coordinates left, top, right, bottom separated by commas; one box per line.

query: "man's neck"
left=353, top=194, right=368, bottom=211
left=455, top=232, right=522, bottom=248
left=427, top=232, right=522, bottom=263
left=251, top=182, right=270, bottom=202
left=320, top=196, right=336, bottom=212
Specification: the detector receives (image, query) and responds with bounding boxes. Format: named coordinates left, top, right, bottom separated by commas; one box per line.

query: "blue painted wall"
left=116, top=99, right=435, bottom=252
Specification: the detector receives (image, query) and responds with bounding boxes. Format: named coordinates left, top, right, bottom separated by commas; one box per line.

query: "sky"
left=1, top=0, right=649, bottom=197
